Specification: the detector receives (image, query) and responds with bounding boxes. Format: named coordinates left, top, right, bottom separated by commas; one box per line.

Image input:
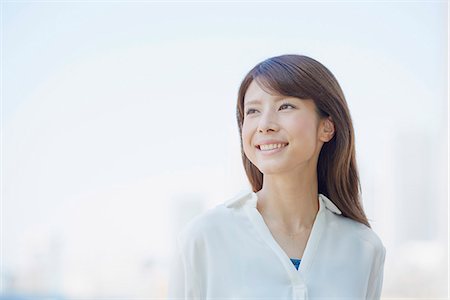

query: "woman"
left=168, top=54, right=386, bottom=299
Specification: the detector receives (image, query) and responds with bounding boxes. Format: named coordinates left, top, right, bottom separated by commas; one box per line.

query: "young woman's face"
left=242, top=80, right=330, bottom=176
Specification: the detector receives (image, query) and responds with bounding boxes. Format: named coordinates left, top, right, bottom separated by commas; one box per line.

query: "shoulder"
left=319, top=193, right=385, bottom=253
left=177, top=192, right=245, bottom=245
left=326, top=210, right=385, bottom=253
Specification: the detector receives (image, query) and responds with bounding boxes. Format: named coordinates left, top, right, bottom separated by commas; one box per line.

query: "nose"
left=257, top=110, right=279, bottom=133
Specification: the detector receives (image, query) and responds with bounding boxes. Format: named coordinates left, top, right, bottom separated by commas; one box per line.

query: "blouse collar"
left=225, top=190, right=342, bottom=215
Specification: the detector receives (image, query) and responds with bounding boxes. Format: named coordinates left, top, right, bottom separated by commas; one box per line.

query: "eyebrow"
left=244, top=96, right=293, bottom=107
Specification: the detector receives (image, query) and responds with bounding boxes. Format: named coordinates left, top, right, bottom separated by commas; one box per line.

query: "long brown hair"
left=236, top=54, right=370, bottom=227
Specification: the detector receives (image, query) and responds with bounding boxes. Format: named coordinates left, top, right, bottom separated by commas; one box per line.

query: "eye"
left=279, top=103, right=296, bottom=110
left=245, top=108, right=258, bottom=115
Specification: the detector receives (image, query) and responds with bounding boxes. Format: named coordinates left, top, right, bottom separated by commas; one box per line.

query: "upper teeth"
left=259, top=143, right=287, bottom=151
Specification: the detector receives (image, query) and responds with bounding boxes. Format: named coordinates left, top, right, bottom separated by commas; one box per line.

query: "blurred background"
left=1, top=1, right=448, bottom=299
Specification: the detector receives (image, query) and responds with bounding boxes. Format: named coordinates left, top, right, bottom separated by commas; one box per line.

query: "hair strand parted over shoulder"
left=236, top=54, right=370, bottom=228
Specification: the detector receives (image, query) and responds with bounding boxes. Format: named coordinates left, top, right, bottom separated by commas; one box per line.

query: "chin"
left=256, top=165, right=291, bottom=175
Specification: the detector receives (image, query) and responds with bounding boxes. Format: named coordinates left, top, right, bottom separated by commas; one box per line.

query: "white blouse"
left=168, top=191, right=386, bottom=300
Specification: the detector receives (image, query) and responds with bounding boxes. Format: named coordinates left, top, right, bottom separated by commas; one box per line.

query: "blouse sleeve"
left=167, top=232, right=201, bottom=300
left=366, top=245, right=386, bottom=300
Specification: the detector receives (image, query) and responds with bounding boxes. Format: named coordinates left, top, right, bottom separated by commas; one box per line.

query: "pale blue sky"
left=4, top=2, right=447, bottom=119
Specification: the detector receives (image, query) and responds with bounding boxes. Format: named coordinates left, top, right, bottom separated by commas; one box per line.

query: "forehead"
left=244, top=80, right=285, bottom=105
left=244, top=80, right=304, bottom=106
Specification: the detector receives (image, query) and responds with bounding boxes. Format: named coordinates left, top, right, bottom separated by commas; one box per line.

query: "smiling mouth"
left=257, top=143, right=289, bottom=151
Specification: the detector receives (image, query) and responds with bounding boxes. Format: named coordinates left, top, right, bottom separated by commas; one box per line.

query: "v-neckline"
left=243, top=192, right=327, bottom=280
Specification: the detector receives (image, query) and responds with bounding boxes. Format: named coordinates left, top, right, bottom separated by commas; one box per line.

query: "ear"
left=319, top=116, right=335, bottom=142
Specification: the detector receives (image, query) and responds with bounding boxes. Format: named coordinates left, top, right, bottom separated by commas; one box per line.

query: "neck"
left=256, top=168, right=320, bottom=232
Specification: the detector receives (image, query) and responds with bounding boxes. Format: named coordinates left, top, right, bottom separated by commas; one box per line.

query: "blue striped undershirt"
left=290, top=258, right=301, bottom=270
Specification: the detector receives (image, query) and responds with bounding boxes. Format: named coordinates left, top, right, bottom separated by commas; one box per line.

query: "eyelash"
left=245, top=103, right=296, bottom=115
left=279, top=103, right=295, bottom=110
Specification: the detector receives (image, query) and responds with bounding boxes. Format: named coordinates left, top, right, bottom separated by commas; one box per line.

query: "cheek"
left=289, top=116, right=318, bottom=142
left=241, top=121, right=254, bottom=155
